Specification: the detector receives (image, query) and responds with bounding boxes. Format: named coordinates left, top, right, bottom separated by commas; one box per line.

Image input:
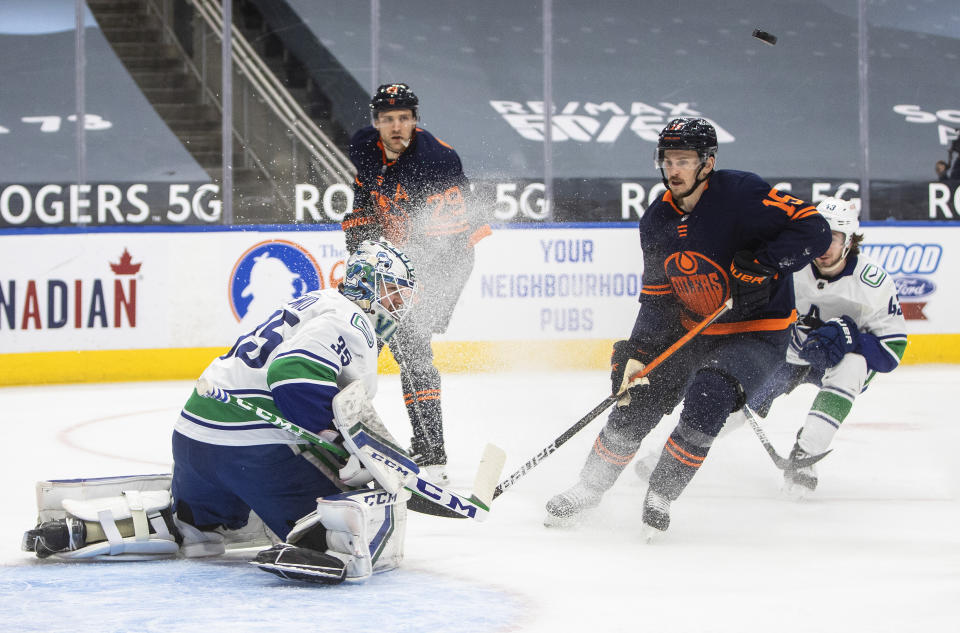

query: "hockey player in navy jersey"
left=741, top=197, right=908, bottom=498
left=545, top=117, right=832, bottom=538
left=23, top=239, right=420, bottom=584
left=341, top=83, right=490, bottom=484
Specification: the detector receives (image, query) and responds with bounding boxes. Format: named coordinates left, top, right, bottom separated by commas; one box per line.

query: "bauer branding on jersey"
left=789, top=253, right=908, bottom=374
left=175, top=289, right=379, bottom=446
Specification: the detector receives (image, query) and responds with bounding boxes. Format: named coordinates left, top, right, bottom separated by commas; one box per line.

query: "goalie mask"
left=816, top=197, right=860, bottom=258
left=341, top=239, right=417, bottom=343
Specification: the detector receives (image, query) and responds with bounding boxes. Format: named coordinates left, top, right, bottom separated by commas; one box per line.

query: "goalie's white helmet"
left=340, top=239, right=417, bottom=343
left=816, top=197, right=860, bottom=258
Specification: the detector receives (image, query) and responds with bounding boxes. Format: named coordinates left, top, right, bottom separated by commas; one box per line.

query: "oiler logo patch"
left=664, top=251, right=728, bottom=316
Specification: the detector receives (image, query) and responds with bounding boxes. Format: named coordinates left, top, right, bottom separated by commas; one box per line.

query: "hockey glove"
left=610, top=340, right=653, bottom=408
left=798, top=315, right=860, bottom=370
left=729, top=251, right=777, bottom=317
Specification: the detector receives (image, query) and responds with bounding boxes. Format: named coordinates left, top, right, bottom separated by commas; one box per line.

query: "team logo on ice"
left=229, top=240, right=322, bottom=328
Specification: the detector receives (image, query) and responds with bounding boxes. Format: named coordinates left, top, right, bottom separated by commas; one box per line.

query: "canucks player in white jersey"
left=747, top=197, right=908, bottom=497
left=23, top=239, right=421, bottom=584
left=171, top=238, right=414, bottom=534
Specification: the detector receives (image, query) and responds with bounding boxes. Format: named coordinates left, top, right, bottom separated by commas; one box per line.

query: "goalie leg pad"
left=33, top=474, right=173, bottom=523
left=283, top=487, right=409, bottom=581
left=24, top=489, right=180, bottom=561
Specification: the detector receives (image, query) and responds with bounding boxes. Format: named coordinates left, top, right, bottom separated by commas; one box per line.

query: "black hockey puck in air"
left=752, top=29, right=777, bottom=45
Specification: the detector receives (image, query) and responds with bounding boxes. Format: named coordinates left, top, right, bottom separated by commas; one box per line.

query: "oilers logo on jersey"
left=229, top=240, right=322, bottom=328
left=663, top=250, right=727, bottom=316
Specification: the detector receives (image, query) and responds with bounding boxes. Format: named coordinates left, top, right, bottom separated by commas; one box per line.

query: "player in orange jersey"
left=545, top=118, right=831, bottom=539
left=342, top=83, right=490, bottom=484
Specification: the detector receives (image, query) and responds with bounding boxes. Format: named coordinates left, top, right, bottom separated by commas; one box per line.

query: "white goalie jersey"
left=787, top=252, right=907, bottom=373
left=175, top=289, right=380, bottom=446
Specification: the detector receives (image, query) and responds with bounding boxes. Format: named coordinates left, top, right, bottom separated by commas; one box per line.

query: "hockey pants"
left=581, top=331, right=788, bottom=502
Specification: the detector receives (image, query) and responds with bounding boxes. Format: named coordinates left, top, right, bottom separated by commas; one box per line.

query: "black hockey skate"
left=252, top=543, right=347, bottom=585
left=544, top=482, right=603, bottom=527
left=22, top=517, right=87, bottom=559
left=641, top=488, right=671, bottom=542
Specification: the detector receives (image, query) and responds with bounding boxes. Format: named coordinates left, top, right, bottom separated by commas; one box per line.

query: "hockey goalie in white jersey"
left=22, top=239, right=425, bottom=584
left=746, top=197, right=908, bottom=497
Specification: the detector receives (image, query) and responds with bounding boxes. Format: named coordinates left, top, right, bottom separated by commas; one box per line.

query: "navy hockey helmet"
left=370, top=83, right=419, bottom=119
left=655, top=117, right=718, bottom=166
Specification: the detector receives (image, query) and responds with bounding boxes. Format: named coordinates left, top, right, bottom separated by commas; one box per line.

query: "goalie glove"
left=339, top=455, right=375, bottom=488
left=729, top=251, right=777, bottom=317
left=799, top=315, right=860, bottom=370
left=610, top=340, right=653, bottom=408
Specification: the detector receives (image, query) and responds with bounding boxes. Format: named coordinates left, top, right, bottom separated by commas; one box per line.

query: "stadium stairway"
left=86, top=0, right=280, bottom=222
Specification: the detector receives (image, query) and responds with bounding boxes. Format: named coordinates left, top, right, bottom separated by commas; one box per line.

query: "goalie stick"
left=194, top=379, right=505, bottom=521
left=742, top=405, right=831, bottom=470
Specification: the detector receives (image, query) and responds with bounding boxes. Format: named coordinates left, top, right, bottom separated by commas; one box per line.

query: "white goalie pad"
left=58, top=490, right=180, bottom=560
left=35, top=473, right=174, bottom=523
left=286, top=487, right=410, bottom=581
left=30, top=474, right=178, bottom=560
left=332, top=381, right=419, bottom=494
left=30, top=474, right=276, bottom=560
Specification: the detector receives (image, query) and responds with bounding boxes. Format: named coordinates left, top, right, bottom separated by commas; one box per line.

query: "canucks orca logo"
left=663, top=251, right=727, bottom=316
left=229, top=240, right=322, bottom=327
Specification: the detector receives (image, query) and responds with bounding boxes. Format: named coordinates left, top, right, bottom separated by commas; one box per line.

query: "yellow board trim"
left=2, top=334, right=957, bottom=386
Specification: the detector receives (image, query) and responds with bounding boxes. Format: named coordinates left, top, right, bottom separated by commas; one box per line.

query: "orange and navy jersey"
left=631, top=169, right=831, bottom=349
left=341, top=126, right=490, bottom=253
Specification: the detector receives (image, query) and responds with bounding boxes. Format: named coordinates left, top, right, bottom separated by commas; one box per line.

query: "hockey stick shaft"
left=743, top=405, right=831, bottom=470
left=743, top=405, right=791, bottom=469
left=194, top=381, right=496, bottom=521
left=493, top=298, right=733, bottom=499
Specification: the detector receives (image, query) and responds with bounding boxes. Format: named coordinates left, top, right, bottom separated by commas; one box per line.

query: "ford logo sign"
left=894, top=276, right=935, bottom=298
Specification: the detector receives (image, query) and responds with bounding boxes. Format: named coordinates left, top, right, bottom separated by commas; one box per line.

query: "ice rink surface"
left=2, top=366, right=958, bottom=633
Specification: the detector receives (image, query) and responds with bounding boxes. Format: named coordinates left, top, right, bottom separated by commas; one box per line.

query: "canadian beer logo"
left=0, top=249, right=140, bottom=330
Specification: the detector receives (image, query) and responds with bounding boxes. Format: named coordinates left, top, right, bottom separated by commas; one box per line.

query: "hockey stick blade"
left=406, top=443, right=506, bottom=520
left=743, top=406, right=832, bottom=470
left=472, top=443, right=507, bottom=507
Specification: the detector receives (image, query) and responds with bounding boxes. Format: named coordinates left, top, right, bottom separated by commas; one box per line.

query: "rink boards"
left=0, top=223, right=956, bottom=385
